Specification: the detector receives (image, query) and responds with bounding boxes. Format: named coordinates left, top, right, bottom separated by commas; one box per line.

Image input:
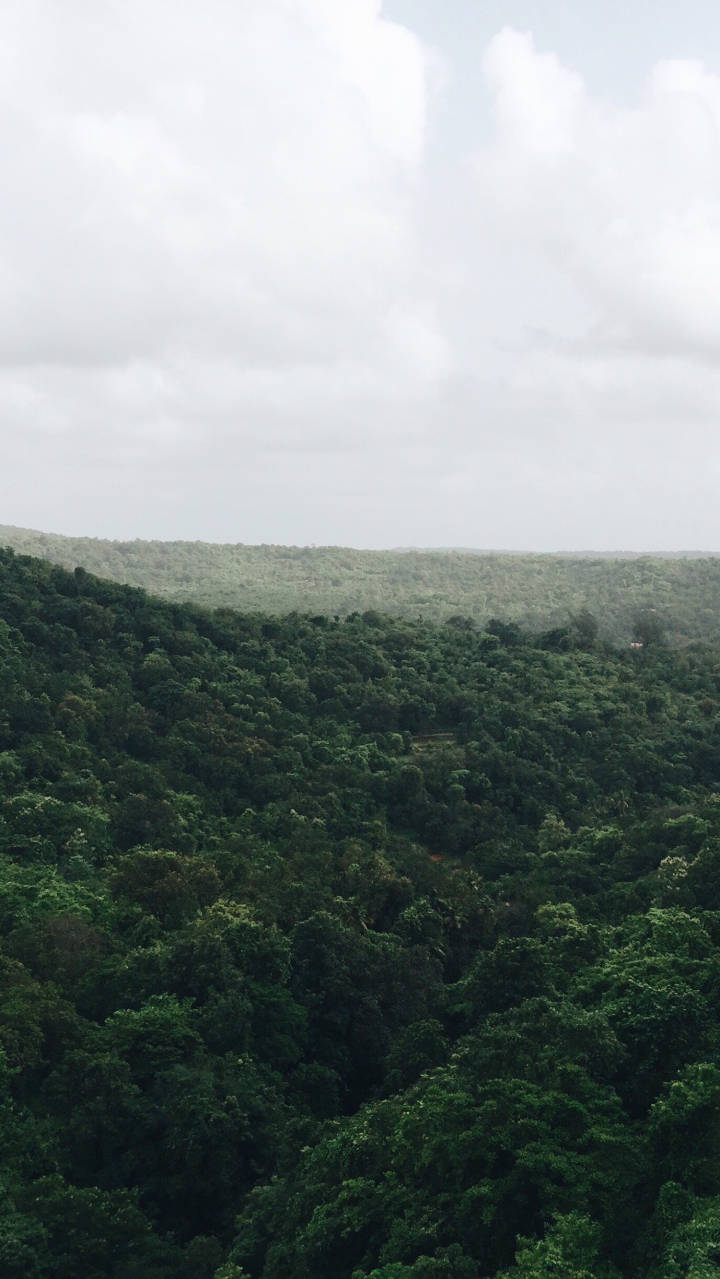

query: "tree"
left=632, top=608, right=665, bottom=647
left=497, top=1213, right=621, bottom=1278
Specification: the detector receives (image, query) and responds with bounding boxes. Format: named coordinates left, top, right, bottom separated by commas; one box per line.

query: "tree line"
left=3, top=524, right=720, bottom=645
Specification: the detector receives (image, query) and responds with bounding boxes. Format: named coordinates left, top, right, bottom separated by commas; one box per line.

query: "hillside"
left=4, top=548, right=720, bottom=1275
left=3, top=524, right=720, bottom=644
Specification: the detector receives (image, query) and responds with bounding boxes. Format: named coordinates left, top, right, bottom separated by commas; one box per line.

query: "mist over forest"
left=4, top=524, right=720, bottom=648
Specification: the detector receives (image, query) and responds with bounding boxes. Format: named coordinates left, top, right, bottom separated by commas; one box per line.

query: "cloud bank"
left=2, top=5, right=720, bottom=547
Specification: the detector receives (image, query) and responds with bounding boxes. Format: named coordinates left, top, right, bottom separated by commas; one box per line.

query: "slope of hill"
left=4, top=548, right=720, bottom=1275
left=3, top=524, right=720, bottom=644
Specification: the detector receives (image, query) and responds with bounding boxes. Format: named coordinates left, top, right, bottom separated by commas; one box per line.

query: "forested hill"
left=3, top=523, right=720, bottom=644
left=6, top=546, right=720, bottom=1275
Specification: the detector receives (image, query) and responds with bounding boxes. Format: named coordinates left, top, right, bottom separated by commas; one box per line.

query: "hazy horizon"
left=4, top=1, right=720, bottom=550
left=4, top=521, right=720, bottom=559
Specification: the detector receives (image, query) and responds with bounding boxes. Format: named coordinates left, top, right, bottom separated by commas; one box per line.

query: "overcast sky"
left=3, top=0, right=720, bottom=549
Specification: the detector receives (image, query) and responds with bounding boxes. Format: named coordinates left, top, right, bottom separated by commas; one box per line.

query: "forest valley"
left=5, top=523, right=720, bottom=647
left=3, top=546, right=720, bottom=1276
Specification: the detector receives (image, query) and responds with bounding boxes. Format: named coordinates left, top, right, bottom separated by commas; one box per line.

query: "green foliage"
left=649, top=1195, right=720, bottom=1278
left=5, top=547, right=720, bottom=1273
left=497, top=1213, right=622, bottom=1278
left=5, top=525, right=720, bottom=644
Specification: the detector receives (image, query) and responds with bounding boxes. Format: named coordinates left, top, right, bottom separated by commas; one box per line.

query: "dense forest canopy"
left=4, top=548, right=720, bottom=1275
left=4, top=524, right=720, bottom=645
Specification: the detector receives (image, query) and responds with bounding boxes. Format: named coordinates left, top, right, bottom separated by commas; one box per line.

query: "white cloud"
left=476, top=29, right=720, bottom=359
left=0, top=0, right=436, bottom=373
left=4, top=8, right=720, bottom=549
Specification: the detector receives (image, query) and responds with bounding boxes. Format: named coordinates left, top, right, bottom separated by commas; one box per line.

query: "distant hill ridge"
left=3, top=523, right=720, bottom=644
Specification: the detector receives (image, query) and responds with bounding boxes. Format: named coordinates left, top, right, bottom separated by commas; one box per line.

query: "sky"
left=3, top=1, right=720, bottom=550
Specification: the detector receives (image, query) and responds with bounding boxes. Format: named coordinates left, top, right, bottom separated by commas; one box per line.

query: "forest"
left=4, top=546, right=720, bottom=1275
left=4, top=523, right=720, bottom=646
